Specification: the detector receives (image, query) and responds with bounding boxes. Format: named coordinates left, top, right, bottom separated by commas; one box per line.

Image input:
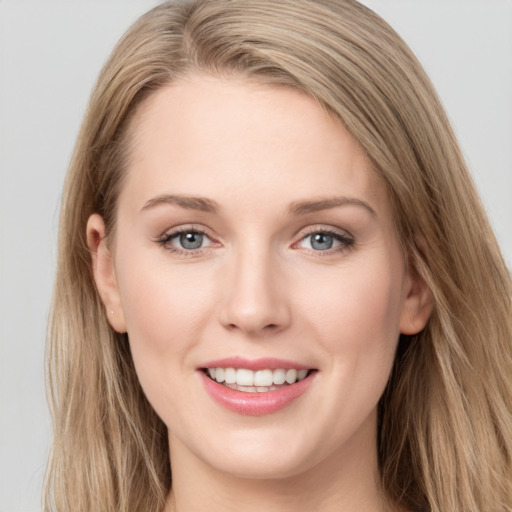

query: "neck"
left=164, top=415, right=394, bottom=512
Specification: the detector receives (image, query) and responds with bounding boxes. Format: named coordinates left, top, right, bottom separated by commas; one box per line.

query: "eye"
left=157, top=227, right=215, bottom=254
left=174, top=231, right=209, bottom=250
left=296, top=230, right=354, bottom=253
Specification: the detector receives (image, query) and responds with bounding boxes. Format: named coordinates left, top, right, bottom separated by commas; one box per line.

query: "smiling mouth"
left=202, top=367, right=314, bottom=393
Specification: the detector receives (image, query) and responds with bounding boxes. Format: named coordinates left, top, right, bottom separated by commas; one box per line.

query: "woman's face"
left=89, top=75, right=430, bottom=480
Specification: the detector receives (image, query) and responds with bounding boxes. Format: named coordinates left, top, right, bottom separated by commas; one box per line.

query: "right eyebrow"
left=141, top=194, right=220, bottom=214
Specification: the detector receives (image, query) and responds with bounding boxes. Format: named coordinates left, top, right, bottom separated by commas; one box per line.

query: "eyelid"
left=157, top=223, right=211, bottom=239
left=296, top=224, right=354, bottom=239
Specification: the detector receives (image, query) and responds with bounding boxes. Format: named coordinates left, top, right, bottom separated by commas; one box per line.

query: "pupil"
left=180, top=232, right=203, bottom=250
left=311, top=233, right=333, bottom=250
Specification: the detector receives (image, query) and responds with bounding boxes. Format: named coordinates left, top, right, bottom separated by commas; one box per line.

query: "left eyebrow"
left=287, top=196, right=377, bottom=217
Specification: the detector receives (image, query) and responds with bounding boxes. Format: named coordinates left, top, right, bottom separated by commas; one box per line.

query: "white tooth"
left=215, top=367, right=225, bottom=383
left=238, top=385, right=257, bottom=393
left=256, top=386, right=270, bottom=392
left=236, top=368, right=254, bottom=386
left=254, top=369, right=273, bottom=387
left=273, top=369, right=286, bottom=385
left=297, top=369, right=308, bottom=381
left=207, top=368, right=216, bottom=379
left=285, top=369, right=298, bottom=384
left=224, top=367, right=236, bottom=384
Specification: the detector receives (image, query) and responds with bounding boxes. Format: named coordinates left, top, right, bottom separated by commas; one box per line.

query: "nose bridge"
left=219, top=238, right=290, bottom=335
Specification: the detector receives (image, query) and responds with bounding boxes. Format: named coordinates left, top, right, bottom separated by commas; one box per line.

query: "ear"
left=399, top=258, right=434, bottom=335
left=86, top=214, right=127, bottom=333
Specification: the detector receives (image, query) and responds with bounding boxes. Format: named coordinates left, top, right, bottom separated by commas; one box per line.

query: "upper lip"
left=199, top=356, right=313, bottom=371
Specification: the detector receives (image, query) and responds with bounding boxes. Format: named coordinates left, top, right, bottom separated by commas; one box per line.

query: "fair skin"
left=88, top=75, right=431, bottom=512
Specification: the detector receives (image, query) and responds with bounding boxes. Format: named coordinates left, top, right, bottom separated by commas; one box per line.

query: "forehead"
left=121, top=75, right=388, bottom=216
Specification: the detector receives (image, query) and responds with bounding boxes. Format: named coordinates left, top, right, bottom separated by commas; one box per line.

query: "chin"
left=207, top=452, right=313, bottom=481
left=187, top=426, right=323, bottom=481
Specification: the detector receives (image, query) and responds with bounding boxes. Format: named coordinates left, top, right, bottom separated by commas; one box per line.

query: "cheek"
left=114, top=251, right=216, bottom=373
left=113, top=255, right=222, bottom=427
left=303, top=256, right=405, bottom=363
left=294, top=254, right=406, bottom=438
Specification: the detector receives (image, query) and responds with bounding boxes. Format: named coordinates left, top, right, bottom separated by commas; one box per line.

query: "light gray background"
left=1, top=1, right=511, bottom=511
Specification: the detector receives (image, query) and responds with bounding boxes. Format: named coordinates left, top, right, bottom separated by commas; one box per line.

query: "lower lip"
left=198, top=371, right=315, bottom=416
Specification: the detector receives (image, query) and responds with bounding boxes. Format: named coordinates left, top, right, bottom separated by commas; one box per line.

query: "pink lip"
left=198, top=370, right=316, bottom=416
left=200, top=356, right=311, bottom=371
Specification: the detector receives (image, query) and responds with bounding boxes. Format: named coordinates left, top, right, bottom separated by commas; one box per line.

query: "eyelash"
left=156, top=225, right=217, bottom=256
left=156, top=226, right=355, bottom=257
left=295, top=227, right=355, bottom=256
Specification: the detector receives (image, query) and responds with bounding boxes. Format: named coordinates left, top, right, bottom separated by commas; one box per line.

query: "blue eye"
left=310, top=233, right=335, bottom=250
left=159, top=229, right=213, bottom=252
left=176, top=232, right=206, bottom=250
left=298, top=230, right=353, bottom=252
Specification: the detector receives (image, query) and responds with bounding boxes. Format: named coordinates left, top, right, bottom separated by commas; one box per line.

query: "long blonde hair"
left=45, top=1, right=512, bottom=511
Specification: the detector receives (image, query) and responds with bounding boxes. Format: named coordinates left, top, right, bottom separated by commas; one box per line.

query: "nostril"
left=226, top=322, right=276, bottom=329
left=224, top=322, right=280, bottom=335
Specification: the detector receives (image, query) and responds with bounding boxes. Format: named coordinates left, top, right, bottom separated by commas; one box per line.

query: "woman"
left=44, top=1, right=512, bottom=511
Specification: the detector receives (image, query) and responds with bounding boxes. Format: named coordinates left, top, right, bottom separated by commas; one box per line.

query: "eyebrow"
left=140, top=193, right=376, bottom=217
left=287, top=196, right=377, bottom=217
left=141, top=194, right=220, bottom=214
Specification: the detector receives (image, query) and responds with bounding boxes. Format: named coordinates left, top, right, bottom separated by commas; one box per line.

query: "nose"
left=218, top=243, right=291, bottom=337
